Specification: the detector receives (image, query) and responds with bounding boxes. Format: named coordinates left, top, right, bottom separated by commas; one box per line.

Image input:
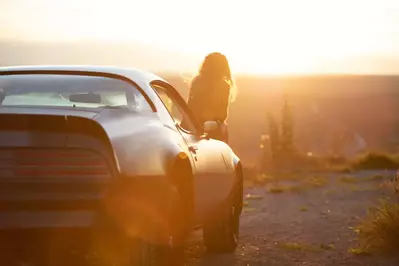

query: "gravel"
left=185, top=171, right=399, bottom=266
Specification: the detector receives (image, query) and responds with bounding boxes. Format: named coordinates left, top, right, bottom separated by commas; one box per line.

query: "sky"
left=1, top=0, right=399, bottom=74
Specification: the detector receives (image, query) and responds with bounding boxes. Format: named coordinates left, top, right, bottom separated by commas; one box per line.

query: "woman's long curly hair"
left=189, top=52, right=237, bottom=103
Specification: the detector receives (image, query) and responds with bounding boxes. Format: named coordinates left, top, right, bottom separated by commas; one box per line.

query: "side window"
left=153, top=84, right=198, bottom=134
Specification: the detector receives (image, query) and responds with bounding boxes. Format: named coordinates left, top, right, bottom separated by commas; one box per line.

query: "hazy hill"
left=0, top=40, right=198, bottom=72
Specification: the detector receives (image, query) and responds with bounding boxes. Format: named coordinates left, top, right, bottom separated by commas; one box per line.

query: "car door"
left=151, top=82, right=235, bottom=222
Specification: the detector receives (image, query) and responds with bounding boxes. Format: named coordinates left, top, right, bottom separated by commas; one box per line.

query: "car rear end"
left=0, top=71, right=147, bottom=262
left=0, top=114, right=119, bottom=262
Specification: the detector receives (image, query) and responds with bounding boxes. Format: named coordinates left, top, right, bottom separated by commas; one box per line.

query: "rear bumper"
left=0, top=227, right=93, bottom=264
left=0, top=176, right=178, bottom=250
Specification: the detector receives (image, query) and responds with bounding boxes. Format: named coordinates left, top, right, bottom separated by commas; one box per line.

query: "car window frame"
left=150, top=80, right=203, bottom=136
left=0, top=70, right=157, bottom=112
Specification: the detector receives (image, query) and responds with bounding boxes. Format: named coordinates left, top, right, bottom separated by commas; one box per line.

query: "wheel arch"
left=169, top=153, right=194, bottom=186
left=167, top=152, right=195, bottom=230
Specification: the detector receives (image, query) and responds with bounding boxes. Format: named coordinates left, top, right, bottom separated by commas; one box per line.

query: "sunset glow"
left=1, top=0, right=399, bottom=74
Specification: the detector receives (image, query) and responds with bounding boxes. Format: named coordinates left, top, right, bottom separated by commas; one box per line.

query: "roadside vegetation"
left=244, top=93, right=399, bottom=186
left=351, top=172, right=399, bottom=256
left=242, top=93, right=399, bottom=259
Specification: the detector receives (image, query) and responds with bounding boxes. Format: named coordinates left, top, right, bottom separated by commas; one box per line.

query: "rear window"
left=0, top=74, right=152, bottom=111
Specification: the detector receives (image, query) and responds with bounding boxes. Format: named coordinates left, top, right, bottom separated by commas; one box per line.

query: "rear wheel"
left=203, top=182, right=242, bottom=253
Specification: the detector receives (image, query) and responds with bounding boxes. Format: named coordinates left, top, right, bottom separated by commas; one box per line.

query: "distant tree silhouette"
left=263, top=96, right=299, bottom=170
left=280, top=94, right=295, bottom=158
left=266, top=111, right=281, bottom=166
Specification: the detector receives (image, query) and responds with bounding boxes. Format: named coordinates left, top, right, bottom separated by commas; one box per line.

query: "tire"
left=89, top=193, right=188, bottom=266
left=203, top=182, right=241, bottom=253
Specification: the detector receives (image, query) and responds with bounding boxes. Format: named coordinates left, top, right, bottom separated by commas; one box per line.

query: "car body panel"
left=0, top=65, right=242, bottom=230
left=181, top=132, right=236, bottom=220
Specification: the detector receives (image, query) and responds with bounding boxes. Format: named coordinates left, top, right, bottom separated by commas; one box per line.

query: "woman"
left=187, top=52, right=236, bottom=143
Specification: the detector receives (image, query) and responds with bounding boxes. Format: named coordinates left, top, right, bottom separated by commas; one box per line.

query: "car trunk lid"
left=0, top=113, right=116, bottom=229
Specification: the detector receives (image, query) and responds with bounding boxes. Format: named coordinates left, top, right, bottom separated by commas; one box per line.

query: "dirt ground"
left=6, top=171, right=399, bottom=266
left=185, top=170, right=399, bottom=266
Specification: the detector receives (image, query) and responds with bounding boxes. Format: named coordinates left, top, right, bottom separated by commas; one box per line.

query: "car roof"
left=0, top=65, right=166, bottom=90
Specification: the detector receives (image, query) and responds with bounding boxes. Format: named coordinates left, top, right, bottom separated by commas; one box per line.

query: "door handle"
left=188, top=145, right=198, bottom=154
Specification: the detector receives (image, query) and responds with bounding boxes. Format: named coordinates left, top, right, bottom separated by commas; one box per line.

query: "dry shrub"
left=352, top=152, right=399, bottom=170
left=353, top=200, right=399, bottom=255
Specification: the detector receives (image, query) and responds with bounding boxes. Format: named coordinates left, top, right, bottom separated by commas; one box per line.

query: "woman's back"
left=188, top=75, right=230, bottom=125
left=186, top=52, right=235, bottom=143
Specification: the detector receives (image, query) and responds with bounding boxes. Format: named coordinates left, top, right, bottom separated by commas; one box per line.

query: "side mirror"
left=203, top=121, right=219, bottom=134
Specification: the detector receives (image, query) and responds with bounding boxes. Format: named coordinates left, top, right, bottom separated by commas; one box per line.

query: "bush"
left=351, top=152, right=399, bottom=170
left=353, top=200, right=399, bottom=255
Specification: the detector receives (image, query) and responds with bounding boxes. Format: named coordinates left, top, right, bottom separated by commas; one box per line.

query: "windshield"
left=0, top=74, right=152, bottom=110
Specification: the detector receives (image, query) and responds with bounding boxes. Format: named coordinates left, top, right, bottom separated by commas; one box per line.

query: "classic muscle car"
left=0, top=65, right=243, bottom=266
